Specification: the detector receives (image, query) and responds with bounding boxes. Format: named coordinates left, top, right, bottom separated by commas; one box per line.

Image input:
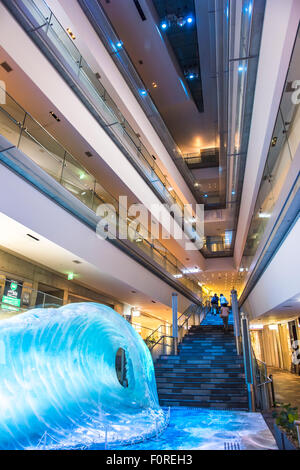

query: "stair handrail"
left=144, top=302, right=200, bottom=345
left=146, top=298, right=211, bottom=359
left=251, top=347, right=275, bottom=410
left=148, top=335, right=174, bottom=352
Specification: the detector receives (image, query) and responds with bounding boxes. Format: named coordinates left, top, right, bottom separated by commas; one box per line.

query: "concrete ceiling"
left=250, top=294, right=300, bottom=325
left=0, top=212, right=174, bottom=322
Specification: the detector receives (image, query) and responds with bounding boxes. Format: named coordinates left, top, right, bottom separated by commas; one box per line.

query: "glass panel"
left=0, top=107, right=22, bottom=148
left=241, top=27, right=300, bottom=273
left=18, top=130, right=63, bottom=181
left=61, top=153, right=95, bottom=208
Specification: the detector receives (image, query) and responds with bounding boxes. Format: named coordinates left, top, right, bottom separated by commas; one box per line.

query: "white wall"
left=0, top=163, right=191, bottom=316
left=234, top=0, right=300, bottom=268
left=0, top=3, right=205, bottom=270
left=46, top=0, right=197, bottom=208
left=242, top=217, right=300, bottom=320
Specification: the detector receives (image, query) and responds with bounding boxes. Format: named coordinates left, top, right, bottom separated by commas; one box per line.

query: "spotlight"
left=188, top=73, right=195, bottom=80
left=177, top=17, right=186, bottom=27
left=139, top=89, right=147, bottom=96
left=116, top=41, right=123, bottom=48
left=161, top=21, right=168, bottom=30
left=231, top=190, right=236, bottom=195
left=186, top=16, right=193, bottom=24
left=238, top=65, right=247, bottom=72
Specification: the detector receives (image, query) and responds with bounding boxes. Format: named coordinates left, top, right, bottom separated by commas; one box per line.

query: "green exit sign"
left=2, top=296, right=21, bottom=307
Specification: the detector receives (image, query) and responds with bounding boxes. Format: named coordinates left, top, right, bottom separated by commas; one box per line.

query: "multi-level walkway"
left=155, top=311, right=248, bottom=410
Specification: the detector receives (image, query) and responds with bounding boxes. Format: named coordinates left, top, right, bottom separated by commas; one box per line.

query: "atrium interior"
left=0, top=0, right=299, bottom=453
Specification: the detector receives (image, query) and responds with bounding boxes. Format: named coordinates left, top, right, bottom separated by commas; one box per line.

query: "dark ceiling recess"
left=0, top=61, right=13, bottom=72
left=152, top=0, right=204, bottom=112
left=133, top=0, right=147, bottom=21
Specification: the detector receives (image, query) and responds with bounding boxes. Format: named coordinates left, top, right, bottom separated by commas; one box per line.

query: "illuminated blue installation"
left=0, top=303, right=166, bottom=449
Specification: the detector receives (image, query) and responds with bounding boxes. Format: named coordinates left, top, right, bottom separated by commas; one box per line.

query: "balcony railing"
left=3, top=0, right=197, bottom=229
left=0, top=86, right=202, bottom=299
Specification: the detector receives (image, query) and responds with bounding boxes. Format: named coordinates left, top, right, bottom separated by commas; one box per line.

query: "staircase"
left=155, top=311, right=248, bottom=410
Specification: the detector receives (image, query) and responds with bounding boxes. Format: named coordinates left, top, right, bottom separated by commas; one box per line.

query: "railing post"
left=231, top=289, right=241, bottom=355
left=172, top=293, right=178, bottom=355
left=241, top=311, right=255, bottom=411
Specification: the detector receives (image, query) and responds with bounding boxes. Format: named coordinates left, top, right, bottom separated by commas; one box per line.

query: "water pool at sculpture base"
left=104, top=408, right=277, bottom=451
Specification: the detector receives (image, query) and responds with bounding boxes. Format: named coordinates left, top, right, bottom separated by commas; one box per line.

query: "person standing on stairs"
left=220, top=294, right=228, bottom=307
left=210, top=294, right=219, bottom=316
left=220, top=304, right=230, bottom=331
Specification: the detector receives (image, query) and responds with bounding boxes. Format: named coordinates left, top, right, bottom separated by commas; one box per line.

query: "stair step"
left=154, top=317, right=248, bottom=410
left=158, top=393, right=248, bottom=402
left=155, top=374, right=245, bottom=379
left=158, top=399, right=248, bottom=410
left=156, top=382, right=246, bottom=389
left=156, top=377, right=245, bottom=384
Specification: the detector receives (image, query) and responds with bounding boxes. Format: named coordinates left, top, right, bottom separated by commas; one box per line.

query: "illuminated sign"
left=2, top=280, right=22, bottom=307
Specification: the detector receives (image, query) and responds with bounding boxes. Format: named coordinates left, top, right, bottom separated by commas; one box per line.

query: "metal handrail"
left=146, top=298, right=210, bottom=358
left=148, top=335, right=174, bottom=352
left=252, top=349, right=275, bottom=409
left=0, top=86, right=202, bottom=299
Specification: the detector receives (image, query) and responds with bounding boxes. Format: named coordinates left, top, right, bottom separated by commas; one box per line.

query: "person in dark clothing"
left=211, top=294, right=219, bottom=316
left=220, top=305, right=230, bottom=331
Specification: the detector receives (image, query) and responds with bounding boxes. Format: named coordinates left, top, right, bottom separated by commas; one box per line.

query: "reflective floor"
left=110, top=408, right=278, bottom=451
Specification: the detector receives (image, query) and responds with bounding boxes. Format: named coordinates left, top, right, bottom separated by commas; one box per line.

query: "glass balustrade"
left=0, top=87, right=202, bottom=299
left=9, top=0, right=188, bottom=223
left=241, top=26, right=300, bottom=273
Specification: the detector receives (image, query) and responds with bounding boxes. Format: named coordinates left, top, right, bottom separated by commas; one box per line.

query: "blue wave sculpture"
left=0, top=303, right=166, bottom=449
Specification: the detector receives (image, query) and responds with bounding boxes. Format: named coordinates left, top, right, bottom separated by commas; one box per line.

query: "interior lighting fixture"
left=132, top=309, right=141, bottom=317
left=49, top=111, right=61, bottom=122
left=174, top=273, right=183, bottom=279
left=258, top=210, right=271, bottom=218
left=67, top=273, right=74, bottom=281
left=182, top=267, right=201, bottom=274
left=66, top=28, right=76, bottom=40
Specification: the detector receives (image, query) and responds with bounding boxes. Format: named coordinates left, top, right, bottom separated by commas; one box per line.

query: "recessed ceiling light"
left=27, top=233, right=40, bottom=241
left=49, top=111, right=61, bottom=122
left=0, top=61, right=13, bottom=72
left=66, top=28, right=76, bottom=40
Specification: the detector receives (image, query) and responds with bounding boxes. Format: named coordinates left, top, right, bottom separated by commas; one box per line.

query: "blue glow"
left=238, top=65, right=247, bottom=72
left=203, top=194, right=208, bottom=198
left=188, top=74, right=195, bottom=80
left=116, top=41, right=123, bottom=48
left=0, top=303, right=165, bottom=449
left=232, top=190, right=236, bottom=195
left=161, top=21, right=168, bottom=30
left=244, top=3, right=252, bottom=15
left=114, top=408, right=278, bottom=450
left=179, top=78, right=190, bottom=99
left=140, top=89, right=147, bottom=96
left=186, top=16, right=193, bottom=24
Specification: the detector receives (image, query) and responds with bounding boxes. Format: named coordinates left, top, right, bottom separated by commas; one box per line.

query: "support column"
left=231, top=289, right=241, bottom=355
left=172, top=293, right=178, bottom=355
left=241, top=311, right=255, bottom=411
